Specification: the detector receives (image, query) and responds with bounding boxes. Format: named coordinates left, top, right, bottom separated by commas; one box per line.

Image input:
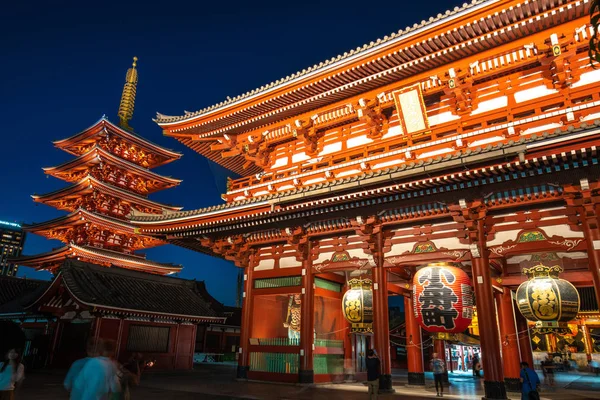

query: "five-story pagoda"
left=14, top=58, right=183, bottom=275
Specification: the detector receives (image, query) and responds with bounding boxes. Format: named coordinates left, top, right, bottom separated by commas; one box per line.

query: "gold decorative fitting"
left=522, top=264, right=563, bottom=279
left=118, top=57, right=139, bottom=131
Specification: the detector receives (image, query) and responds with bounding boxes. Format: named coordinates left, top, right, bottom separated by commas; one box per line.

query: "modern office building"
left=0, top=220, right=26, bottom=276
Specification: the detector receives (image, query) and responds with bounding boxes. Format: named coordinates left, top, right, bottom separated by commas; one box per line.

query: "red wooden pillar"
left=582, top=217, right=600, bottom=310
left=471, top=219, right=506, bottom=399
left=404, top=296, right=424, bottom=385
left=115, top=318, right=125, bottom=361
left=49, top=321, right=62, bottom=366
left=190, top=324, right=198, bottom=369
left=372, top=230, right=393, bottom=392
left=495, top=290, right=521, bottom=391
left=515, top=311, right=534, bottom=369
left=583, top=323, right=594, bottom=361
left=173, top=323, right=180, bottom=368
left=299, top=240, right=314, bottom=383
left=237, top=260, right=254, bottom=379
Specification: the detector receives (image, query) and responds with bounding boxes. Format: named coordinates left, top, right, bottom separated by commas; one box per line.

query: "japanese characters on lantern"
left=516, top=264, right=580, bottom=334
left=342, top=278, right=373, bottom=333
left=412, top=263, right=473, bottom=334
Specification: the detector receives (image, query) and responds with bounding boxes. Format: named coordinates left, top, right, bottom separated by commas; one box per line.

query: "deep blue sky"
left=1, top=0, right=464, bottom=306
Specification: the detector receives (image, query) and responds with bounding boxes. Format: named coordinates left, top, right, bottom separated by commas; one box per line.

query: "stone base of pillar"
left=299, top=369, right=314, bottom=384
left=483, top=380, right=507, bottom=400
left=407, top=372, right=425, bottom=386
left=503, top=377, right=521, bottom=392
left=236, top=365, right=248, bottom=379
left=378, top=374, right=395, bottom=393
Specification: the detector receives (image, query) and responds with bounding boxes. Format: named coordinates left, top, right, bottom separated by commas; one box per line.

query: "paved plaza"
left=16, top=364, right=600, bottom=399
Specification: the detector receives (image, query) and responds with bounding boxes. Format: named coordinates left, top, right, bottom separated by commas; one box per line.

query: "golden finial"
left=118, top=57, right=139, bottom=131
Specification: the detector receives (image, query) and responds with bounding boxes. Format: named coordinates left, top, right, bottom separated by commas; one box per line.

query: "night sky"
left=2, top=0, right=465, bottom=306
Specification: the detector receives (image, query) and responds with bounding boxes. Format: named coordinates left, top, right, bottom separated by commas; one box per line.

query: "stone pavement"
left=15, top=364, right=600, bottom=399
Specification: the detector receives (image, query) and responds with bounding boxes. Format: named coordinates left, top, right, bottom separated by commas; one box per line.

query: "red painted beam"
left=501, top=271, right=593, bottom=287
left=314, top=272, right=346, bottom=284
left=253, top=267, right=302, bottom=279
left=387, top=282, right=409, bottom=296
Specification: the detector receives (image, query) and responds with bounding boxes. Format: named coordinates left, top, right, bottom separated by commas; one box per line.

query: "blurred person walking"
left=366, top=349, right=380, bottom=400
left=0, top=348, right=25, bottom=400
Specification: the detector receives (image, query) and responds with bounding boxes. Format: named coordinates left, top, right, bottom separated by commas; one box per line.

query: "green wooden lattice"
left=314, top=354, right=345, bottom=375
left=254, top=276, right=302, bottom=289
left=314, top=277, right=342, bottom=292
left=249, top=352, right=299, bottom=374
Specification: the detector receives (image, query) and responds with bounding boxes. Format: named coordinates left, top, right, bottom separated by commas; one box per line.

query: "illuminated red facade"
left=131, top=1, right=600, bottom=398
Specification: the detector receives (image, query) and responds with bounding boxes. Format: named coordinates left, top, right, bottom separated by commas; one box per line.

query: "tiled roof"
left=43, top=145, right=182, bottom=187
left=12, top=244, right=182, bottom=275
left=32, top=175, right=183, bottom=212
left=60, top=259, right=224, bottom=320
left=0, top=276, right=50, bottom=315
left=155, top=0, right=491, bottom=124
left=132, top=122, right=598, bottom=224
left=55, top=116, right=182, bottom=159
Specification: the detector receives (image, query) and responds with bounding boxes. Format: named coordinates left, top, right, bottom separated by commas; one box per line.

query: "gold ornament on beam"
left=118, top=57, right=139, bottom=131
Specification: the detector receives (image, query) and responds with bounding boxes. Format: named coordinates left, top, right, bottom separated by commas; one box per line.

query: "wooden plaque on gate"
left=392, top=84, right=430, bottom=136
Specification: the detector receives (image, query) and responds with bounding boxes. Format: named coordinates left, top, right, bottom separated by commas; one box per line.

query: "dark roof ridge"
left=62, top=259, right=186, bottom=285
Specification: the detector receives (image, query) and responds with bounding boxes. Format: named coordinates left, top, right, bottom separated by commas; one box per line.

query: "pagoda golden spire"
left=117, top=57, right=138, bottom=131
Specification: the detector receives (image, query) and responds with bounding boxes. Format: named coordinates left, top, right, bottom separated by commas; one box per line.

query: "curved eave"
left=42, top=146, right=182, bottom=189
left=156, top=0, right=590, bottom=144
left=63, top=282, right=224, bottom=322
left=24, top=208, right=156, bottom=239
left=11, top=246, right=71, bottom=265
left=156, top=0, right=499, bottom=128
left=12, top=244, right=181, bottom=275
left=176, top=137, right=261, bottom=177
left=32, top=176, right=182, bottom=212
left=53, top=117, right=182, bottom=166
left=132, top=126, right=600, bottom=236
left=71, top=244, right=182, bottom=274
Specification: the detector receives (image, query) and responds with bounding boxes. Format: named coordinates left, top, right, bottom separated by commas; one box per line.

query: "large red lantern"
left=412, top=262, right=473, bottom=334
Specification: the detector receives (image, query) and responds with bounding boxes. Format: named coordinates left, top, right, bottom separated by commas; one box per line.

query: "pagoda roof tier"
left=54, top=117, right=182, bottom=168
left=155, top=0, right=589, bottom=176
left=23, top=208, right=164, bottom=250
left=32, top=175, right=182, bottom=214
left=26, top=259, right=223, bottom=323
left=42, top=146, right=182, bottom=194
left=12, top=243, right=181, bottom=275
left=130, top=123, right=600, bottom=240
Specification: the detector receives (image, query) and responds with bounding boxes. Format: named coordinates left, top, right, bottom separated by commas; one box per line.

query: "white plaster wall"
left=279, top=256, right=301, bottom=269
left=255, top=258, right=274, bottom=271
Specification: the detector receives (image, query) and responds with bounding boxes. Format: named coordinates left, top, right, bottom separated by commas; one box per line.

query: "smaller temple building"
left=0, top=259, right=229, bottom=370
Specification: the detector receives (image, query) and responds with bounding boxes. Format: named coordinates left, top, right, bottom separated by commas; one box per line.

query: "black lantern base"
left=504, top=377, right=521, bottom=392
left=483, top=380, right=507, bottom=400
left=299, top=369, right=314, bottom=384
left=407, top=372, right=425, bottom=386
left=236, top=365, right=248, bottom=380
left=379, top=374, right=395, bottom=393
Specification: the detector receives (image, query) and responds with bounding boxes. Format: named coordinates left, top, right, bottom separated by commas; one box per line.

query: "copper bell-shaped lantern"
left=516, top=264, right=580, bottom=334
left=342, top=278, right=373, bottom=333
